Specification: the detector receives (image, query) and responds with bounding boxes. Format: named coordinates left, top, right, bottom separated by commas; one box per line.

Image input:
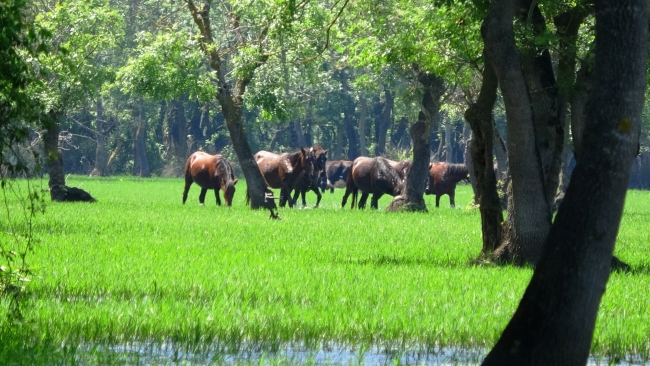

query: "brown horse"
left=291, top=146, right=328, bottom=207
left=255, top=147, right=316, bottom=208
left=182, top=152, right=238, bottom=206
left=341, top=156, right=406, bottom=209
left=425, top=162, right=469, bottom=207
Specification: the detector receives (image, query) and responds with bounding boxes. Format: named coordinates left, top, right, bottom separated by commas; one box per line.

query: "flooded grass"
left=1, top=176, right=650, bottom=364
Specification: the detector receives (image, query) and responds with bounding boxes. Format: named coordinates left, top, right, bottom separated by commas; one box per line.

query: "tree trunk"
left=465, top=64, right=503, bottom=255
left=185, top=0, right=277, bottom=216
left=387, top=68, right=444, bottom=212
left=483, top=0, right=551, bottom=265
left=444, top=118, right=453, bottom=162
left=334, top=123, right=344, bottom=159
left=188, top=98, right=204, bottom=145
left=375, top=86, right=393, bottom=156
left=358, top=98, right=368, bottom=156
left=338, top=69, right=359, bottom=160
left=43, top=111, right=66, bottom=193
left=170, top=98, right=187, bottom=161
left=554, top=6, right=589, bottom=202
left=133, top=97, right=150, bottom=177
left=482, top=0, right=647, bottom=363
left=292, top=119, right=307, bottom=147
left=91, top=98, right=108, bottom=176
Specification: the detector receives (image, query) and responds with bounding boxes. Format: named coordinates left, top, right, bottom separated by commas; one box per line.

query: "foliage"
left=117, top=30, right=217, bottom=103
left=32, top=0, right=124, bottom=113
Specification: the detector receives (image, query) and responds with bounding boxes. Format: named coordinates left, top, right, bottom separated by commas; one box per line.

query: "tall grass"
left=1, top=175, right=649, bottom=364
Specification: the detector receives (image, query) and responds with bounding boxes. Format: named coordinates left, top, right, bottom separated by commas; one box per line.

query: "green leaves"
left=117, top=31, right=216, bottom=102
left=33, top=0, right=124, bottom=112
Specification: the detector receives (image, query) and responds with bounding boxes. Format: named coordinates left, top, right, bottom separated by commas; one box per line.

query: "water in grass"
left=79, top=342, right=649, bottom=365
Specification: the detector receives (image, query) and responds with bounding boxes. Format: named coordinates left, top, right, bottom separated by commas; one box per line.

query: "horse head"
left=300, top=147, right=317, bottom=178
left=223, top=179, right=238, bottom=206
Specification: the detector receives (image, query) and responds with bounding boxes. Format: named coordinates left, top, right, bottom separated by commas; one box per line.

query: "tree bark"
left=387, top=68, right=444, bottom=212
left=483, top=0, right=552, bottom=265
left=91, top=98, right=108, bottom=176
left=465, top=64, right=503, bottom=255
left=292, top=119, right=307, bottom=147
left=338, top=68, right=359, bottom=160
left=482, top=0, right=647, bottom=363
left=358, top=97, right=368, bottom=156
left=170, top=98, right=188, bottom=161
left=133, top=97, right=150, bottom=177
left=43, top=111, right=66, bottom=193
left=375, top=86, right=393, bottom=156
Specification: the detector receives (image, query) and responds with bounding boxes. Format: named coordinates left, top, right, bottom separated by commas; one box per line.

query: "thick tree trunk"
left=465, top=64, right=503, bottom=255
left=188, top=98, right=204, bottom=145
left=43, top=111, right=66, bottom=192
left=91, top=98, right=108, bottom=176
left=358, top=98, right=368, bottom=156
left=387, top=69, right=444, bottom=212
left=483, top=0, right=551, bottom=265
left=338, top=69, right=359, bottom=160
left=554, top=6, right=589, bottom=201
left=170, top=98, right=187, bottom=161
left=518, top=2, right=564, bottom=205
left=133, top=98, right=150, bottom=177
left=44, top=111, right=95, bottom=202
left=571, top=61, right=592, bottom=162
left=483, top=1, right=647, bottom=363
left=375, top=86, right=393, bottom=156
left=292, top=119, right=307, bottom=147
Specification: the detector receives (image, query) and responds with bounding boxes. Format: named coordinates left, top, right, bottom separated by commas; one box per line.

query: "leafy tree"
left=0, top=0, right=48, bottom=320
left=33, top=0, right=123, bottom=200
left=482, top=0, right=647, bottom=363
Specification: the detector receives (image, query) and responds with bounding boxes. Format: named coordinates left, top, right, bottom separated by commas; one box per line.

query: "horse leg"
left=313, top=187, right=322, bottom=208
left=291, top=189, right=301, bottom=207
left=182, top=180, right=192, bottom=204
left=301, top=189, right=308, bottom=207
left=341, top=186, right=352, bottom=208
left=199, top=188, right=208, bottom=205
left=450, top=189, right=456, bottom=208
left=215, top=188, right=222, bottom=206
left=435, top=194, right=441, bottom=208
left=358, top=192, right=369, bottom=209
left=370, top=193, right=383, bottom=209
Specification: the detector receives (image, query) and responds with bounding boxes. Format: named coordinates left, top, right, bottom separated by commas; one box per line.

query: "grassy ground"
left=1, top=175, right=650, bottom=365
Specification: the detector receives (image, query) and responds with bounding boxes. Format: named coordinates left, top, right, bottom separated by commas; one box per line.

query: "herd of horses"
left=181, top=147, right=470, bottom=210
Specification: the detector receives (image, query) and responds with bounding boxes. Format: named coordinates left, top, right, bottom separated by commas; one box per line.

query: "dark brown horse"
left=182, top=152, right=238, bottom=206
left=341, top=156, right=406, bottom=209
left=425, top=162, right=469, bottom=207
left=255, top=147, right=316, bottom=208
left=291, top=147, right=328, bottom=207
left=319, top=160, right=353, bottom=193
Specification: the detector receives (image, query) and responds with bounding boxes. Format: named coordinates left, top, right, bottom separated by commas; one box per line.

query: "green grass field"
left=1, top=175, right=650, bottom=365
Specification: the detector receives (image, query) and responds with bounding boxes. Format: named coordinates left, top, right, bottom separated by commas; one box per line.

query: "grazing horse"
left=291, top=147, right=328, bottom=207
left=341, top=156, right=406, bottom=209
left=255, top=147, right=316, bottom=208
left=319, top=160, right=353, bottom=193
left=182, top=152, right=238, bottom=206
left=425, top=162, right=469, bottom=207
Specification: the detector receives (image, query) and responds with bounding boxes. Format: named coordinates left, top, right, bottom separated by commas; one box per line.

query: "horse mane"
left=446, top=163, right=469, bottom=180
left=216, top=156, right=235, bottom=187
